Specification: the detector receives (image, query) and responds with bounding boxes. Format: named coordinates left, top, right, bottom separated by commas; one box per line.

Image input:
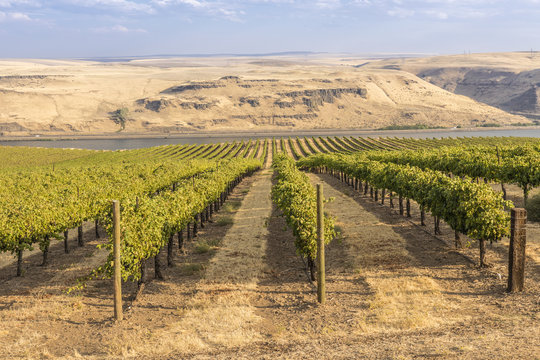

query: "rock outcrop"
left=416, top=67, right=540, bottom=120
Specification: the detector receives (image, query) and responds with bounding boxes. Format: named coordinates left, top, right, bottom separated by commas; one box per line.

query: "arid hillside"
left=0, top=55, right=532, bottom=136
left=367, top=52, right=540, bottom=121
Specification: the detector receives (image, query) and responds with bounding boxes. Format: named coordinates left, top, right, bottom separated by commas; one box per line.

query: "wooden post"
left=508, top=208, right=527, bottom=292
left=381, top=189, right=386, bottom=204
left=64, top=230, right=69, bottom=254
left=95, top=219, right=100, bottom=239
left=479, top=238, right=486, bottom=267
left=16, top=248, right=23, bottom=277
left=178, top=230, right=184, bottom=251
left=112, top=200, right=123, bottom=321
left=78, top=224, right=84, bottom=247
left=454, top=230, right=462, bottom=248
left=399, top=196, right=404, bottom=215
left=434, top=216, right=442, bottom=235
left=316, top=184, right=326, bottom=305
left=41, top=235, right=50, bottom=266
left=138, top=259, right=146, bottom=289
left=155, top=251, right=164, bottom=280
left=406, top=199, right=411, bottom=218
left=167, top=233, right=174, bottom=267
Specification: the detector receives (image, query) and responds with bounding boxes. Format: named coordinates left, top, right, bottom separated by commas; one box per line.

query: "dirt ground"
left=0, top=163, right=539, bottom=359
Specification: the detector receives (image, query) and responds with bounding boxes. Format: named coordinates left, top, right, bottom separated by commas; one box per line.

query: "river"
left=1, top=128, right=539, bottom=150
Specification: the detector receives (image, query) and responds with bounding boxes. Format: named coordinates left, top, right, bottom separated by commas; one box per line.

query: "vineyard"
left=0, top=135, right=539, bottom=359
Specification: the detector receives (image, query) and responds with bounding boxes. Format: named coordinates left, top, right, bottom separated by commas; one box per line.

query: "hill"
left=367, top=52, right=540, bottom=121
left=0, top=55, right=530, bottom=136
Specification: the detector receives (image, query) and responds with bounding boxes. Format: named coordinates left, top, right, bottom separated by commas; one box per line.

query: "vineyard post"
left=316, top=184, right=326, bottom=304
left=508, top=208, right=527, bottom=292
left=64, top=230, right=69, bottom=254
left=16, top=248, right=23, bottom=277
left=78, top=224, right=83, bottom=247
left=95, top=219, right=100, bottom=239
left=496, top=147, right=507, bottom=200
left=454, top=230, right=462, bottom=248
left=167, top=233, right=174, bottom=267
left=112, top=200, right=123, bottom=321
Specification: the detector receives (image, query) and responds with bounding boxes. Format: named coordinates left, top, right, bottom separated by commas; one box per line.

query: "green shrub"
left=216, top=216, right=234, bottom=226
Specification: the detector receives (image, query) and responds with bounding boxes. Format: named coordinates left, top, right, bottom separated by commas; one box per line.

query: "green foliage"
left=271, top=153, right=336, bottom=260
left=99, top=157, right=261, bottom=280
left=194, top=242, right=213, bottom=254
left=366, top=144, right=540, bottom=202
left=216, top=216, right=234, bottom=226
left=378, top=124, right=445, bottom=131
left=477, top=123, right=502, bottom=128
left=298, top=153, right=512, bottom=243
left=110, top=107, right=129, bottom=130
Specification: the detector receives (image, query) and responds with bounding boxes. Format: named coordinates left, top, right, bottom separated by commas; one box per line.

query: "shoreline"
left=1, top=125, right=539, bottom=142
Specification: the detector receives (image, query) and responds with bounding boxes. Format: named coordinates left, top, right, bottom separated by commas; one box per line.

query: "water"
left=1, top=128, right=539, bottom=150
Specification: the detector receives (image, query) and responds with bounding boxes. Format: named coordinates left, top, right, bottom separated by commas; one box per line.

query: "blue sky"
left=0, top=0, right=539, bottom=58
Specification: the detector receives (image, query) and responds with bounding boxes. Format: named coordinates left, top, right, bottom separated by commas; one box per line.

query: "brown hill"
left=369, top=52, right=540, bottom=121
left=0, top=56, right=529, bottom=136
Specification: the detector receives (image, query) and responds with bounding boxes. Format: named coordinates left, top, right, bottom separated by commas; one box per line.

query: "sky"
left=0, top=0, right=539, bottom=58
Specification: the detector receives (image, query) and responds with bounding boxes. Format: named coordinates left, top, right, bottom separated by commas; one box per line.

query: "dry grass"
left=360, top=271, right=447, bottom=331
left=308, top=173, right=458, bottom=333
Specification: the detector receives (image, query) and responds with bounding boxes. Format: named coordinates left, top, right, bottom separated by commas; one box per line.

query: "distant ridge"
left=79, top=51, right=323, bottom=62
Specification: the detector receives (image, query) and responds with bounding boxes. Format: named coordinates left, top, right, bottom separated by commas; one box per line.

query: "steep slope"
left=371, top=52, right=540, bottom=121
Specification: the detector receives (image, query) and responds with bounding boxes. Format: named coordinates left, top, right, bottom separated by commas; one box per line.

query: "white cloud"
left=0, top=10, right=32, bottom=20
left=67, top=0, right=155, bottom=13
left=152, top=0, right=205, bottom=7
left=151, top=0, right=249, bottom=20
left=316, top=0, right=341, bottom=9
left=387, top=7, right=415, bottom=17
left=0, top=0, right=40, bottom=7
left=423, top=9, right=448, bottom=19
left=92, top=23, right=147, bottom=32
